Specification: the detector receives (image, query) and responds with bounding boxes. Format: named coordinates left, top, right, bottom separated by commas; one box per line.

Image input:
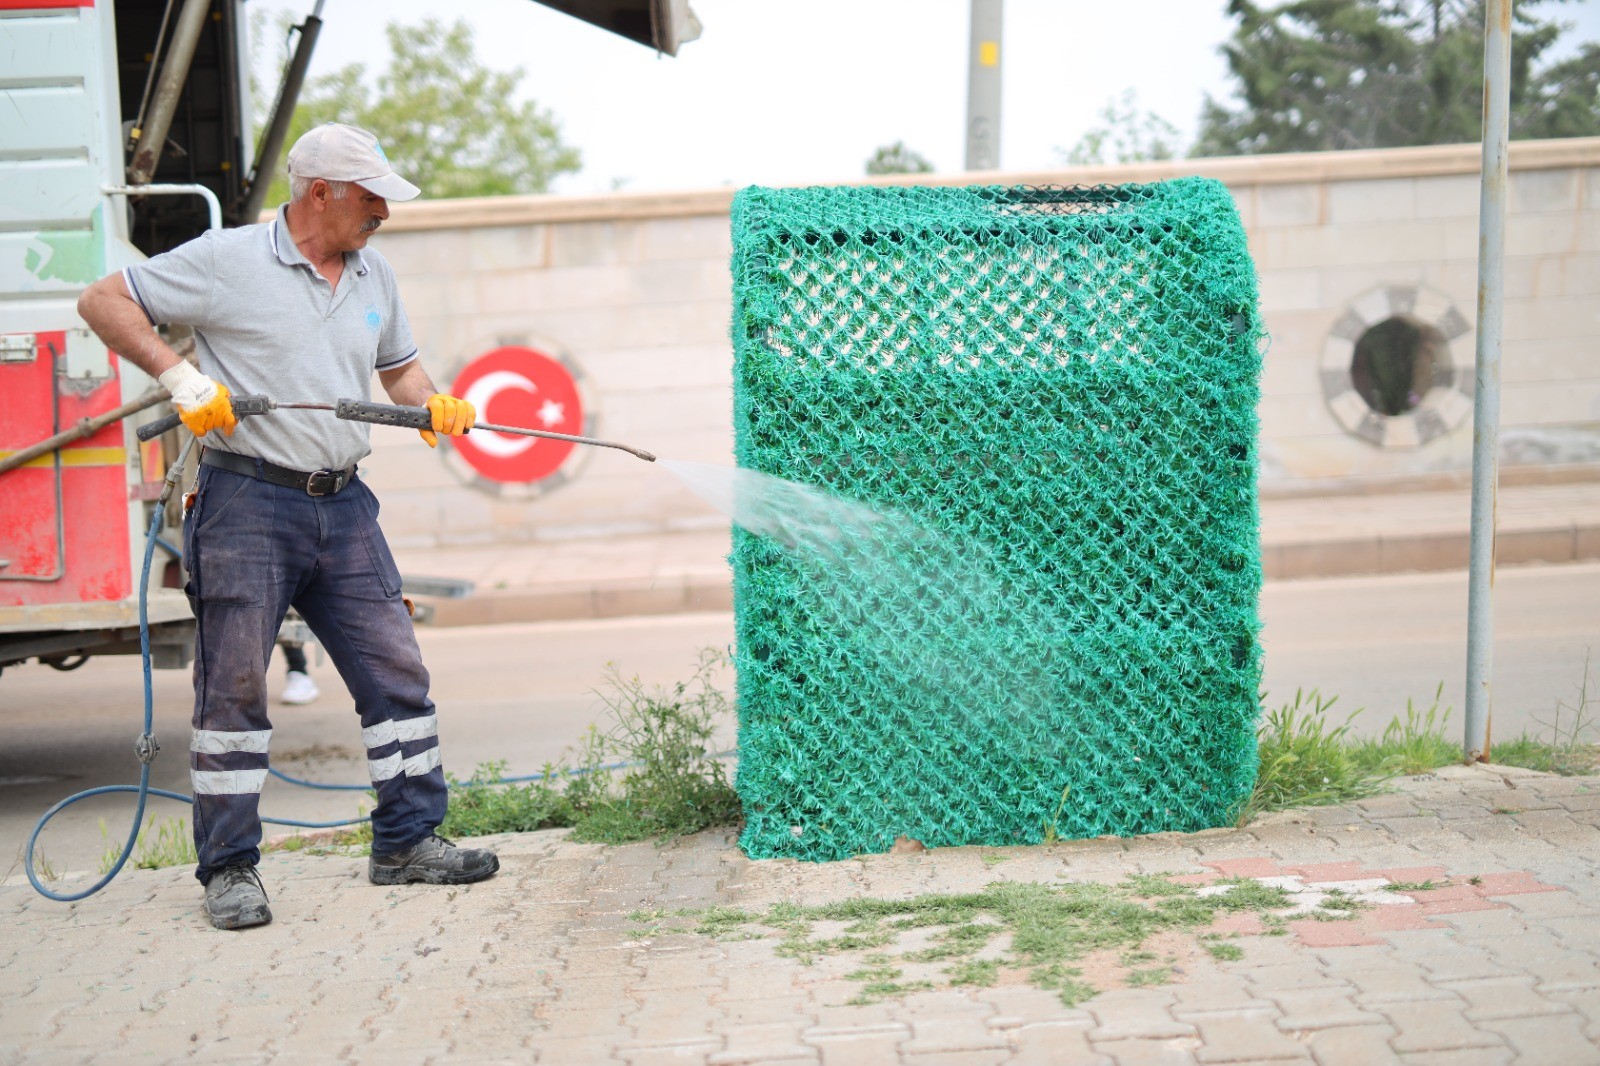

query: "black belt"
left=201, top=449, right=356, bottom=497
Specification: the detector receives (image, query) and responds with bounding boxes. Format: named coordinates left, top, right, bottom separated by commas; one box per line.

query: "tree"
left=1194, top=0, right=1600, bottom=156
left=261, top=17, right=580, bottom=204
left=865, top=141, right=935, bottom=176
left=1060, top=90, right=1184, bottom=166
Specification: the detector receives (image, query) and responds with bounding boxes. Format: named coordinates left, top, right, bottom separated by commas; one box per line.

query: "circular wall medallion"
left=1320, top=283, right=1475, bottom=449
left=442, top=342, right=592, bottom=498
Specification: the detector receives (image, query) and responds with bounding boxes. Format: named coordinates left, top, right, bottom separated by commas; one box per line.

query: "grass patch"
left=1241, top=690, right=1393, bottom=821
left=1242, top=684, right=1462, bottom=823
left=1493, top=650, right=1599, bottom=776
left=1244, top=652, right=1600, bottom=822
left=1350, top=685, right=1460, bottom=776
left=946, top=958, right=1002, bottom=987
left=28, top=846, right=60, bottom=882
left=263, top=819, right=373, bottom=858
left=1205, top=940, right=1245, bottom=961
left=1127, top=966, right=1174, bottom=987
left=98, top=817, right=198, bottom=873
left=640, top=872, right=1314, bottom=1007
left=430, top=649, right=740, bottom=846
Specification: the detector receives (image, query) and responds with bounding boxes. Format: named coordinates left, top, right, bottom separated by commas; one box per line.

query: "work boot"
left=203, top=863, right=272, bottom=930
left=368, top=833, right=499, bottom=886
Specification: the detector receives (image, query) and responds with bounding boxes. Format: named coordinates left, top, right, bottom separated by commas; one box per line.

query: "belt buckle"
left=305, top=469, right=342, bottom=497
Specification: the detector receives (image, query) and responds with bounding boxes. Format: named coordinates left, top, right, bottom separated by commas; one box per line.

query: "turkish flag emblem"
left=448, top=346, right=585, bottom=484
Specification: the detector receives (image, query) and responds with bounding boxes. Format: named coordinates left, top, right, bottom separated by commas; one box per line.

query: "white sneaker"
left=281, top=671, right=320, bottom=705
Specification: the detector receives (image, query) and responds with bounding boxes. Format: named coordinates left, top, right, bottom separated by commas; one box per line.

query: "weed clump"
left=436, top=649, right=740, bottom=846
left=98, top=817, right=198, bottom=874
left=1241, top=690, right=1395, bottom=821
left=1493, top=650, right=1599, bottom=775
left=1244, top=651, right=1600, bottom=824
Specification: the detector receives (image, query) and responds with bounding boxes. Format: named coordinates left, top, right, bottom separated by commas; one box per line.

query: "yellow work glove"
left=157, top=362, right=237, bottom=437
left=420, top=393, right=475, bottom=448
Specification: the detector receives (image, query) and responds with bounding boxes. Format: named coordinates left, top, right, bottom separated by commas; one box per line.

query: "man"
left=77, top=123, right=497, bottom=931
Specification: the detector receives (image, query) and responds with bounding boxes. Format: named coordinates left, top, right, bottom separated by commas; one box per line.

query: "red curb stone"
left=1470, top=872, right=1567, bottom=896
left=1369, top=906, right=1442, bottom=932
left=1420, top=898, right=1505, bottom=917
left=1203, top=858, right=1285, bottom=878
left=1286, top=862, right=1367, bottom=881
left=1287, top=919, right=1385, bottom=947
left=1368, top=866, right=1451, bottom=883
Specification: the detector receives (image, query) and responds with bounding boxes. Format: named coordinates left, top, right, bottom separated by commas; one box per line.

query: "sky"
left=248, top=0, right=1600, bottom=197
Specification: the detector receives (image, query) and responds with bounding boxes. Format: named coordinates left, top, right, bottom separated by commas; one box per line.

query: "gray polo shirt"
left=124, top=204, right=418, bottom=472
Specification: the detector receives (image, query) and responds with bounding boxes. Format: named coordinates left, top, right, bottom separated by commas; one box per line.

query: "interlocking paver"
left=1086, top=989, right=1197, bottom=1042
left=1442, top=975, right=1576, bottom=1021
left=1258, top=986, right=1384, bottom=1032
left=1087, top=1037, right=1205, bottom=1064
left=811, top=1035, right=908, bottom=1066
left=1188, top=1010, right=1313, bottom=1062
left=1377, top=999, right=1505, bottom=1054
left=1395, top=1052, right=1512, bottom=1066
left=1005, top=1021, right=1108, bottom=1064
left=1479, top=1012, right=1599, bottom=1062
left=1299, top=1022, right=1398, bottom=1063
left=11, top=770, right=1600, bottom=1063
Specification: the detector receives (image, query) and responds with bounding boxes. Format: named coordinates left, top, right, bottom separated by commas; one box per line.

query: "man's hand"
left=158, top=362, right=236, bottom=437
left=420, top=393, right=475, bottom=448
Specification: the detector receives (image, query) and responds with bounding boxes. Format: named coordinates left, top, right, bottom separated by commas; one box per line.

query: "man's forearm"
left=378, top=360, right=438, bottom=407
left=76, top=273, right=184, bottom=379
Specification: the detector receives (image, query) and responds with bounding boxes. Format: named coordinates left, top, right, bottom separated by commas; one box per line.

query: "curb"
left=1266, top=522, right=1600, bottom=582
left=406, top=524, right=1600, bottom=627
left=413, top=574, right=733, bottom=627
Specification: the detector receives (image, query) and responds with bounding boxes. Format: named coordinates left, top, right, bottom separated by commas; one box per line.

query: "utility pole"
left=964, top=0, right=1003, bottom=171
left=1464, top=0, right=1512, bottom=762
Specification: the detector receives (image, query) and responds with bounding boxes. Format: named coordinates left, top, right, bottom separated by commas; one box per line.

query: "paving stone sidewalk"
left=6, top=764, right=1600, bottom=1064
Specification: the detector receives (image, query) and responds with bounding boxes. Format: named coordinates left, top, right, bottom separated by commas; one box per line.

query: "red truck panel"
left=0, top=331, right=133, bottom=607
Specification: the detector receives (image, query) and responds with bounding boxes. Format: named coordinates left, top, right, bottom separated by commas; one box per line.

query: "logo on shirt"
left=364, top=305, right=382, bottom=333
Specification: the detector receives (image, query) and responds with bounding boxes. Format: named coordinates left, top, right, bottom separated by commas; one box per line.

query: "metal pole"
left=964, top=0, right=1003, bottom=171
left=127, top=0, right=214, bottom=185
left=0, top=389, right=168, bottom=479
left=236, top=4, right=325, bottom=223
left=1464, top=0, right=1513, bottom=762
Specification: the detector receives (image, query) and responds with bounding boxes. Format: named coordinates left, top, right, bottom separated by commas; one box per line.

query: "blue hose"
left=25, top=471, right=178, bottom=902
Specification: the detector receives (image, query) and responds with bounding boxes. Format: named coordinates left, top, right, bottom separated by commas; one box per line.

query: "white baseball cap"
left=287, top=123, right=420, bottom=202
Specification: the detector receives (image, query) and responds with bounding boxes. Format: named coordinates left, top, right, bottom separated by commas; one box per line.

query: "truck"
left=0, top=0, right=699, bottom=677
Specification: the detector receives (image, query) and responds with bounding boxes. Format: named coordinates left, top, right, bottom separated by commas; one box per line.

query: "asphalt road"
left=4, top=563, right=1597, bottom=882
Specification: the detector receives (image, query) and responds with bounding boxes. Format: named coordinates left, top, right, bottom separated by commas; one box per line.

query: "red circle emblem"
left=448, top=346, right=584, bottom=484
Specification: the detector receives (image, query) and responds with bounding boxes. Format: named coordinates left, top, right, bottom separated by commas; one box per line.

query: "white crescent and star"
left=460, top=370, right=542, bottom=459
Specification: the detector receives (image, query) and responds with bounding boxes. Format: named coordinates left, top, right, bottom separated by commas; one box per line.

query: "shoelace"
left=217, top=864, right=268, bottom=899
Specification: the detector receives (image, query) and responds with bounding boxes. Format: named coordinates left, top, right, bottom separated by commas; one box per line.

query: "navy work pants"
left=183, top=462, right=448, bottom=882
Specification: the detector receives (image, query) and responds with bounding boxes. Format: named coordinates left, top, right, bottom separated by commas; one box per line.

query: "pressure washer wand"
left=136, top=396, right=657, bottom=462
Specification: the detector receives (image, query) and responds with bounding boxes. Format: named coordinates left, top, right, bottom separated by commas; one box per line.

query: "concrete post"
left=964, top=0, right=1003, bottom=171
left=1464, top=0, right=1513, bottom=761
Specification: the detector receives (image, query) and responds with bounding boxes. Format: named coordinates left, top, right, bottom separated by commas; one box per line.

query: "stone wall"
left=361, top=138, right=1600, bottom=549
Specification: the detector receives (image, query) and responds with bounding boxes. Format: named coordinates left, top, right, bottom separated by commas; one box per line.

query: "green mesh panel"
left=730, top=180, right=1263, bottom=862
